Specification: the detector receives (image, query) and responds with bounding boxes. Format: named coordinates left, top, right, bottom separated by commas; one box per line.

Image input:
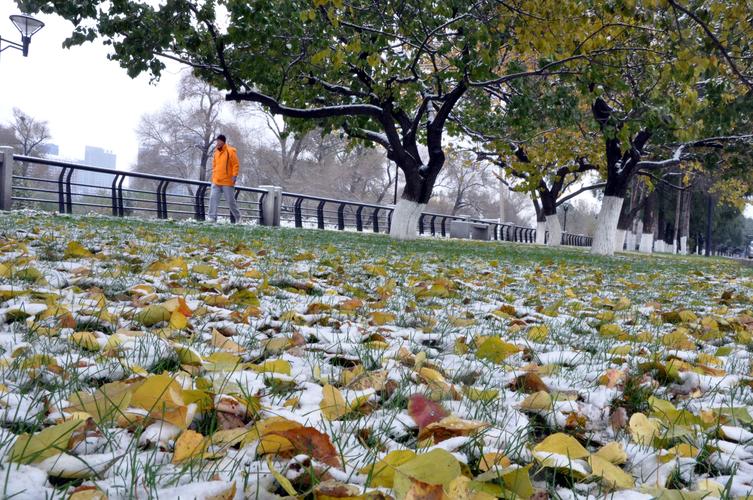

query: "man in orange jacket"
left=207, top=134, right=242, bottom=223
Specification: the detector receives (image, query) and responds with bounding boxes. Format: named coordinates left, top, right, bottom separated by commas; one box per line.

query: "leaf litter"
left=0, top=212, right=752, bottom=499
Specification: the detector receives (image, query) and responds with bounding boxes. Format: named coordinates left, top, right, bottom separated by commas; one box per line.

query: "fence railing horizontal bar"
left=55, top=200, right=115, bottom=210
left=12, top=175, right=58, bottom=184
left=14, top=155, right=209, bottom=186
left=280, top=191, right=389, bottom=210
left=11, top=186, right=59, bottom=195
left=11, top=196, right=57, bottom=204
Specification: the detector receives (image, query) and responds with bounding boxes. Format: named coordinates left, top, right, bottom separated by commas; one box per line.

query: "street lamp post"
left=0, top=15, right=44, bottom=57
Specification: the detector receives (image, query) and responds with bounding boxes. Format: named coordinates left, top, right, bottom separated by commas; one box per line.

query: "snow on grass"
left=0, top=211, right=752, bottom=498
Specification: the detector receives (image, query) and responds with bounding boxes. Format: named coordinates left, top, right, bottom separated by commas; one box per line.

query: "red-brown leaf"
left=407, top=394, right=448, bottom=430
left=272, top=427, right=342, bottom=470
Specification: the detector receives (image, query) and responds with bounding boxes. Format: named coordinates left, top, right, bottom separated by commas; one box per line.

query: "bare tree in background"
left=12, top=108, right=51, bottom=158
left=562, top=199, right=599, bottom=236
left=260, top=112, right=313, bottom=183
left=248, top=109, right=395, bottom=202
left=429, top=151, right=494, bottom=216
left=0, top=125, right=15, bottom=147
left=9, top=108, right=51, bottom=192
left=316, top=142, right=394, bottom=202
left=135, top=74, right=224, bottom=193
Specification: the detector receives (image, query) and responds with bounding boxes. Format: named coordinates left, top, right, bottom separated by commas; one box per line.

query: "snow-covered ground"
left=0, top=211, right=752, bottom=499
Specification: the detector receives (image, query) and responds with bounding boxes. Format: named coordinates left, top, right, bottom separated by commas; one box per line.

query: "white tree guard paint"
left=499, top=180, right=509, bottom=222
left=615, top=229, right=627, bottom=253
left=680, top=236, right=688, bottom=255
left=626, top=231, right=637, bottom=252
left=536, top=221, right=546, bottom=245
left=545, top=214, right=562, bottom=246
left=591, top=196, right=624, bottom=256
left=639, top=233, right=654, bottom=253
left=389, top=199, right=427, bottom=240
left=655, top=240, right=665, bottom=253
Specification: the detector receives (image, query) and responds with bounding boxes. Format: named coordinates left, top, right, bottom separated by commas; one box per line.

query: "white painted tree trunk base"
left=680, top=236, right=688, bottom=255
left=655, top=241, right=665, bottom=253
left=626, top=232, right=637, bottom=252
left=498, top=180, right=509, bottom=223
left=389, top=199, right=426, bottom=240
left=591, top=196, right=624, bottom=256
left=639, top=233, right=653, bottom=253
left=535, top=221, right=546, bottom=245
left=615, top=229, right=627, bottom=253
left=545, top=214, right=562, bottom=246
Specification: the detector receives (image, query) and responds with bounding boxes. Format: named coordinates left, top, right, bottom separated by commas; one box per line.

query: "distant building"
left=39, top=143, right=59, bottom=156
left=73, top=146, right=118, bottom=194
left=84, top=146, right=116, bottom=169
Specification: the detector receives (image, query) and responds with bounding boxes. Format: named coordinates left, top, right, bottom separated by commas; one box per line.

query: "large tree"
left=459, top=76, right=603, bottom=246
left=581, top=0, right=753, bottom=255
left=19, top=0, right=626, bottom=239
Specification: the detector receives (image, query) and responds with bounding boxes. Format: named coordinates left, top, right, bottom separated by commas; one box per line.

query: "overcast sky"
left=0, top=0, right=188, bottom=168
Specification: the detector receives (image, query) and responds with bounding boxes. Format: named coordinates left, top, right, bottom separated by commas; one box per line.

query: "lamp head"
left=9, top=15, right=44, bottom=57
left=10, top=15, right=44, bottom=38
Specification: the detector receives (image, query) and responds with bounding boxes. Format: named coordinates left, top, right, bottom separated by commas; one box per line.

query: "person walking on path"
left=208, top=134, right=241, bottom=223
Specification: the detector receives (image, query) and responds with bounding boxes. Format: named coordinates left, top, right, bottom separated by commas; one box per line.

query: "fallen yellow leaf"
left=172, top=430, right=206, bottom=463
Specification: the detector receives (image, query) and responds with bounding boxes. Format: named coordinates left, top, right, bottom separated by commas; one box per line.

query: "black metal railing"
left=10, top=155, right=267, bottom=224
left=562, top=232, right=593, bottom=247
left=279, top=192, right=392, bottom=233
left=416, top=211, right=543, bottom=244
left=5, top=154, right=592, bottom=247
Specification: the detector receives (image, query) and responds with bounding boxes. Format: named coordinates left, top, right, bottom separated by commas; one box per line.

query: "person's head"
left=215, top=134, right=226, bottom=149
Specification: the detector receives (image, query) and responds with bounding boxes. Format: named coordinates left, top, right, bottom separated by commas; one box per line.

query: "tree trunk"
left=705, top=194, right=714, bottom=257
left=591, top=152, right=633, bottom=256
left=388, top=159, right=439, bottom=240
left=592, top=196, right=624, bottom=256
left=655, top=187, right=665, bottom=253
left=499, top=177, right=509, bottom=223
left=199, top=149, right=209, bottom=182
left=663, top=222, right=674, bottom=254
left=679, top=190, right=690, bottom=254
left=389, top=198, right=427, bottom=240
left=545, top=214, right=562, bottom=246
left=615, top=181, right=643, bottom=253
left=614, top=228, right=627, bottom=253
left=639, top=233, right=654, bottom=253
left=673, top=187, right=682, bottom=253
left=536, top=220, right=547, bottom=245
left=451, top=189, right=464, bottom=216
left=532, top=196, right=546, bottom=245
left=540, top=191, right=561, bottom=247
left=633, top=219, right=644, bottom=251
left=626, top=228, right=636, bottom=252
left=639, top=191, right=656, bottom=253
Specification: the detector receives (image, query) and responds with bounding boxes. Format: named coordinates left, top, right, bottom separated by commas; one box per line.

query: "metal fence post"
left=272, top=186, right=282, bottom=226
left=0, top=147, right=14, bottom=210
left=258, top=185, right=282, bottom=226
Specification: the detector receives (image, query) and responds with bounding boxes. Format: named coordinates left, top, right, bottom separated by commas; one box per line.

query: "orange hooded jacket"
left=211, top=144, right=240, bottom=186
